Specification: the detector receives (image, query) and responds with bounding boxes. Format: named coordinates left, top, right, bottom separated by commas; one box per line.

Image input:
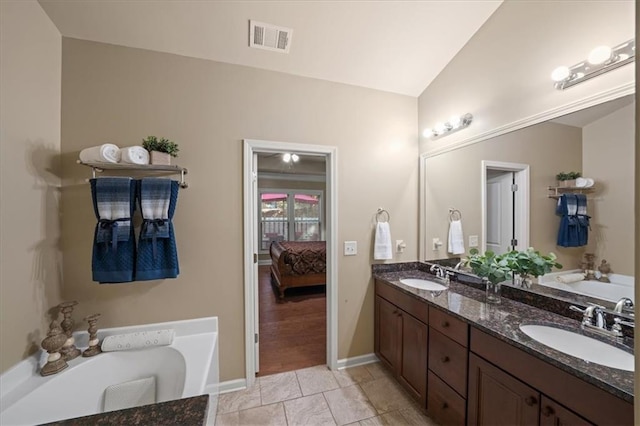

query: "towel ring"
left=449, top=208, right=462, bottom=222
left=376, top=208, right=390, bottom=223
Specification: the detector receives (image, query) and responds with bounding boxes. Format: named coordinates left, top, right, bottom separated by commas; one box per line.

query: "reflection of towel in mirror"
left=556, top=194, right=590, bottom=247
left=374, top=222, right=393, bottom=260
left=448, top=220, right=465, bottom=255
left=80, top=144, right=121, bottom=163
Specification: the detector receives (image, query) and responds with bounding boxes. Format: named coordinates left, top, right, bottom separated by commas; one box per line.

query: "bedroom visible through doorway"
left=255, top=150, right=328, bottom=377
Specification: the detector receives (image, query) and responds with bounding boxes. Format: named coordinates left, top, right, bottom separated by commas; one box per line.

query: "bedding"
left=269, top=241, right=326, bottom=297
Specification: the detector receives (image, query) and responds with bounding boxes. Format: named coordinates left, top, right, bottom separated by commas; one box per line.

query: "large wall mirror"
left=420, top=93, right=635, bottom=296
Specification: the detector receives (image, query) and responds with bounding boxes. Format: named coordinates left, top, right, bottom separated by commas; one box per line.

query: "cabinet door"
left=540, top=396, right=594, bottom=426
left=375, top=296, right=401, bottom=372
left=397, top=311, right=428, bottom=405
left=468, top=353, right=540, bottom=426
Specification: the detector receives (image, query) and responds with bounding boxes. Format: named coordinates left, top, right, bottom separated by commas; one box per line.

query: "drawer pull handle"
left=441, top=402, right=448, bottom=409
left=441, top=356, right=450, bottom=363
left=524, top=396, right=537, bottom=407
left=441, top=320, right=450, bottom=328
left=542, top=406, right=555, bottom=417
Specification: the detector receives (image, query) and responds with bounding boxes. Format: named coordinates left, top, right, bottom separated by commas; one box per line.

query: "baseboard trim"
left=218, top=378, right=248, bottom=394
left=336, top=353, right=379, bottom=370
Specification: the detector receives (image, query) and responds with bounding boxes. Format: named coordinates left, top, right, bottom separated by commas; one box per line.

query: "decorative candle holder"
left=58, top=301, right=81, bottom=361
left=40, top=320, right=69, bottom=376
left=82, top=313, right=102, bottom=357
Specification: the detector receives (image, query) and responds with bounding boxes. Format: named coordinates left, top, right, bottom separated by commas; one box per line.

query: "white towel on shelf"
left=374, top=222, right=393, bottom=260
left=448, top=219, right=465, bottom=255
left=120, top=146, right=150, bottom=165
left=556, top=273, right=586, bottom=284
left=79, top=143, right=121, bottom=163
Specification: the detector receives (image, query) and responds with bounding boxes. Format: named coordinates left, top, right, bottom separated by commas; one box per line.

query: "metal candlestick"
left=82, top=313, right=102, bottom=357
left=58, top=301, right=81, bottom=361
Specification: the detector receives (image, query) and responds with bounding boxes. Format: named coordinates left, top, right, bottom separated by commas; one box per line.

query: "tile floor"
left=216, top=362, right=439, bottom=425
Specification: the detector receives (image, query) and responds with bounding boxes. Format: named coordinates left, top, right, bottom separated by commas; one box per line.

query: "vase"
left=558, top=179, right=576, bottom=188
left=485, top=279, right=501, bottom=304
left=514, top=274, right=533, bottom=289
left=150, top=151, right=171, bottom=165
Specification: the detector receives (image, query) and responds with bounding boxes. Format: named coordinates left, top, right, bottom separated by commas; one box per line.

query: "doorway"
left=243, top=139, right=338, bottom=387
left=481, top=161, right=530, bottom=253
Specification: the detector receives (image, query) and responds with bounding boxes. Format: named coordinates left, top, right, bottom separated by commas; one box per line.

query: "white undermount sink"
left=519, top=325, right=634, bottom=372
left=399, top=278, right=447, bottom=291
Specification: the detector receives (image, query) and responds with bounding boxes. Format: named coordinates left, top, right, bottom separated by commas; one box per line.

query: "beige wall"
left=424, top=122, right=583, bottom=271
left=418, top=1, right=635, bottom=155
left=60, top=38, right=418, bottom=381
left=0, top=1, right=62, bottom=372
left=583, top=103, right=635, bottom=275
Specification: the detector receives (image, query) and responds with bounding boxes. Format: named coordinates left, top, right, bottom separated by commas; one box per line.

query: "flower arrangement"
left=555, top=171, right=581, bottom=181
left=465, top=248, right=513, bottom=285
left=465, top=247, right=562, bottom=285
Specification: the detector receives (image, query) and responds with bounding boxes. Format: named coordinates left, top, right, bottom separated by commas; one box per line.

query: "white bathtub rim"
left=539, top=269, right=634, bottom=287
left=1, top=316, right=218, bottom=418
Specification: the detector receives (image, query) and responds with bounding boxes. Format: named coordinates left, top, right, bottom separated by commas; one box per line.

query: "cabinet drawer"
left=428, top=328, right=468, bottom=397
left=375, top=279, right=429, bottom=324
left=427, top=371, right=466, bottom=426
left=429, top=308, right=468, bottom=347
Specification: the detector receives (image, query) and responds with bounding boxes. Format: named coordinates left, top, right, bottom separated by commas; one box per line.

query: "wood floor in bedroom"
left=257, top=265, right=326, bottom=377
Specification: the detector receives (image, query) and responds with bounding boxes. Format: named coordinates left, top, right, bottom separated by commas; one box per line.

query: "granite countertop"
left=43, top=395, right=209, bottom=426
left=373, top=264, right=634, bottom=403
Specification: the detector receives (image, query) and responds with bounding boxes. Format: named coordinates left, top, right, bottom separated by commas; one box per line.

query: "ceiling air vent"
left=249, top=20, right=293, bottom=53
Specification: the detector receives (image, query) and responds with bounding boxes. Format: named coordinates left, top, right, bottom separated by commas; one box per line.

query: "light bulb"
left=282, top=153, right=291, bottom=162
left=434, top=123, right=446, bottom=134
left=422, top=128, right=433, bottom=138
left=449, top=115, right=461, bottom=129
left=291, top=154, right=299, bottom=162
left=551, top=66, right=571, bottom=82
left=588, top=45, right=612, bottom=65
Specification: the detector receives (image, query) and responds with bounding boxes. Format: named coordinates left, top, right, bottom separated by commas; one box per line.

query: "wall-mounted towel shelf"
left=78, top=160, right=189, bottom=188
left=547, top=185, right=594, bottom=199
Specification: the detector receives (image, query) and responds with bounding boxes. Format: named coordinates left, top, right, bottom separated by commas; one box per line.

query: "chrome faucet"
left=454, top=260, right=466, bottom=271
left=570, top=303, right=634, bottom=338
left=613, top=297, right=634, bottom=315
left=430, top=264, right=444, bottom=278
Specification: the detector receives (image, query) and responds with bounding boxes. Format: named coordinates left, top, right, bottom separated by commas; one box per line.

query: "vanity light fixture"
left=422, top=113, right=473, bottom=139
left=282, top=153, right=299, bottom=163
left=551, top=39, right=635, bottom=90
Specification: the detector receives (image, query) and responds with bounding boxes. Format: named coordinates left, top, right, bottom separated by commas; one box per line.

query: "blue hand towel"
left=90, top=178, right=137, bottom=283
left=135, top=179, right=180, bottom=281
left=556, top=194, right=590, bottom=247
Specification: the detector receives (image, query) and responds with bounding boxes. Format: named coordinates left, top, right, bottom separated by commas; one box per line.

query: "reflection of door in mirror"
left=486, top=170, right=514, bottom=255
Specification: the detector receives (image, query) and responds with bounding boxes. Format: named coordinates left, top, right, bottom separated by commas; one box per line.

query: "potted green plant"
left=556, top=171, right=581, bottom=188
left=465, top=248, right=513, bottom=303
left=504, top=248, right=562, bottom=288
left=142, top=136, right=180, bottom=165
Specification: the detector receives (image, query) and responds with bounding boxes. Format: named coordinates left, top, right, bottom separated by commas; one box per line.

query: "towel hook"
left=448, top=208, right=462, bottom=222
left=376, top=208, right=390, bottom=223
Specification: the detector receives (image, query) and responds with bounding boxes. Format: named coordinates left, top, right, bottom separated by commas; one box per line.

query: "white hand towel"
left=448, top=219, right=465, bottom=255
left=374, top=222, right=393, bottom=260
left=120, top=146, right=150, bottom=165
left=79, top=143, right=121, bottom=163
left=556, top=273, right=586, bottom=284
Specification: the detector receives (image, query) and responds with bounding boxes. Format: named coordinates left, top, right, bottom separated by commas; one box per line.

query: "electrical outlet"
left=432, top=238, right=443, bottom=250
left=396, top=240, right=406, bottom=253
left=469, top=235, right=479, bottom=248
left=344, top=241, right=357, bottom=256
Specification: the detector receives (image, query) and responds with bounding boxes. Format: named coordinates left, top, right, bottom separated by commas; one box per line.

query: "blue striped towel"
left=95, top=177, right=133, bottom=246
left=139, top=178, right=171, bottom=239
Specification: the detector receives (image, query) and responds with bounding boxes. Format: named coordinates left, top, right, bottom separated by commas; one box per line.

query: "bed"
left=269, top=241, right=326, bottom=298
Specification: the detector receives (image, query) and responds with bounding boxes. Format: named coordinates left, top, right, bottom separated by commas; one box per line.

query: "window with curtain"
left=259, top=190, right=323, bottom=252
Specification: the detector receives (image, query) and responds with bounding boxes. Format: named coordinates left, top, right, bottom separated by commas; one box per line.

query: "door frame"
left=480, top=160, right=530, bottom=253
left=243, top=139, right=338, bottom=386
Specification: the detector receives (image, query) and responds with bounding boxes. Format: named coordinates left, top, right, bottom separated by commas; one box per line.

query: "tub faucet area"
left=614, top=297, right=634, bottom=315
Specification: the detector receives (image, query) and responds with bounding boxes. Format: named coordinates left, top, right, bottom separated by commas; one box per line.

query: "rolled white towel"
left=79, top=143, right=121, bottom=163
left=556, top=273, right=586, bottom=284
left=120, top=146, right=150, bottom=165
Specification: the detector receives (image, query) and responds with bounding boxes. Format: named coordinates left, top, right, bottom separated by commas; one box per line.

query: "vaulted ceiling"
left=38, top=0, right=502, bottom=97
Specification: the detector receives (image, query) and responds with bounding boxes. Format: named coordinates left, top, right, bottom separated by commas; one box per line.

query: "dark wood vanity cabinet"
left=374, top=283, right=428, bottom=405
left=469, top=327, right=628, bottom=426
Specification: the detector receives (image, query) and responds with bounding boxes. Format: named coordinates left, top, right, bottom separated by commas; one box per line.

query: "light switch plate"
left=469, top=235, right=479, bottom=248
left=344, top=241, right=357, bottom=256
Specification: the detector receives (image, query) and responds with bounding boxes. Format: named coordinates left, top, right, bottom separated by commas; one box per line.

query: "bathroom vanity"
left=373, top=263, right=634, bottom=425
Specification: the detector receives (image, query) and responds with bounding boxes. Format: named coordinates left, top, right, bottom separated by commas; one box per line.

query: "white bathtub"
left=538, top=271, right=634, bottom=303
left=0, top=317, right=219, bottom=426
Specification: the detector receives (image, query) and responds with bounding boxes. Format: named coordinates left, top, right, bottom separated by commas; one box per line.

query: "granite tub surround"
left=372, top=266, right=634, bottom=403
left=44, top=395, right=209, bottom=425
